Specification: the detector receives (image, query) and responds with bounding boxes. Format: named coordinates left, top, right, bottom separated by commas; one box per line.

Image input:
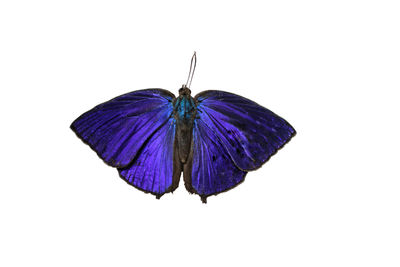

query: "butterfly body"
left=173, top=87, right=196, bottom=164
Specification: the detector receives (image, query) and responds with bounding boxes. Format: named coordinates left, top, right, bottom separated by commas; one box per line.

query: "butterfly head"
left=179, top=86, right=192, bottom=96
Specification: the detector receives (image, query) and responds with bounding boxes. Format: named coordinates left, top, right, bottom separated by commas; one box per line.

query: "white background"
left=1, top=0, right=399, bottom=266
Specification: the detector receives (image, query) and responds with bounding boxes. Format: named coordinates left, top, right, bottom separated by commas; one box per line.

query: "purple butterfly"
left=71, top=53, right=296, bottom=203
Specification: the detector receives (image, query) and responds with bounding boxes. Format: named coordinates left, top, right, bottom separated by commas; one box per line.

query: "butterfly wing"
left=71, top=89, right=175, bottom=168
left=185, top=90, right=295, bottom=202
left=194, top=90, right=296, bottom=171
left=118, top=116, right=178, bottom=197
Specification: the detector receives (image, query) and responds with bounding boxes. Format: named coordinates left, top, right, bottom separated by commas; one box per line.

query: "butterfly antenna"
left=184, top=51, right=197, bottom=88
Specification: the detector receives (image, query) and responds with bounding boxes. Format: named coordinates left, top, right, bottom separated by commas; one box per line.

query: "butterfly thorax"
left=173, top=88, right=196, bottom=164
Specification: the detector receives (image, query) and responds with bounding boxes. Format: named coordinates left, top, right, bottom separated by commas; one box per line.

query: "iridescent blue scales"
left=71, top=88, right=296, bottom=203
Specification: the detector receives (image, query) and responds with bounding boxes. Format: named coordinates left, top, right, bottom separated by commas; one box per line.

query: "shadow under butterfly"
left=70, top=52, right=296, bottom=203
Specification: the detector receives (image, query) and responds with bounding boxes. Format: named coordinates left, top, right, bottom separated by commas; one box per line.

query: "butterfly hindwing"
left=118, top=116, right=178, bottom=196
left=71, top=89, right=175, bottom=168
left=184, top=119, right=247, bottom=202
left=194, top=90, right=296, bottom=171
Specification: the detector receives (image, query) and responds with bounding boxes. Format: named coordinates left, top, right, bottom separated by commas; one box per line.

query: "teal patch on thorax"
left=175, top=96, right=195, bottom=121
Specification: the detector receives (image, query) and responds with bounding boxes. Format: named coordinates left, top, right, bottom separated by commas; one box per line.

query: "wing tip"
left=254, top=124, right=297, bottom=171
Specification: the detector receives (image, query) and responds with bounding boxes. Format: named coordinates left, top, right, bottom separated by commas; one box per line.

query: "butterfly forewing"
left=71, top=89, right=175, bottom=168
left=194, top=90, right=296, bottom=171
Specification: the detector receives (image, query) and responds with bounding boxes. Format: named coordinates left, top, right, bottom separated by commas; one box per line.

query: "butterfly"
left=70, top=52, right=296, bottom=203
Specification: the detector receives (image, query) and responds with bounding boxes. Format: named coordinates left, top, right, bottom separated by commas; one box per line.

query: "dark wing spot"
left=212, top=155, right=216, bottom=161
